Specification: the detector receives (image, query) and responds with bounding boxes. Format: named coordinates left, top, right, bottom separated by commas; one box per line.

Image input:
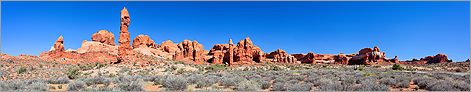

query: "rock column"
left=118, top=7, right=132, bottom=62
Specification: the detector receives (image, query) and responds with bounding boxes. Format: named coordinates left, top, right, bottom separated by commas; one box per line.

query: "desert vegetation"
left=0, top=59, right=469, bottom=91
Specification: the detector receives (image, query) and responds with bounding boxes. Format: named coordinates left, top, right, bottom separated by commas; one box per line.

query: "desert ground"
left=0, top=57, right=469, bottom=91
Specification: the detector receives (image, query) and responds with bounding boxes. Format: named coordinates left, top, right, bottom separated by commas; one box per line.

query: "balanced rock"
left=91, top=30, right=115, bottom=46
left=132, top=35, right=156, bottom=49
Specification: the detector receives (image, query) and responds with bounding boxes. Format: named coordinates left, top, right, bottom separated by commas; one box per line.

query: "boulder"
left=132, top=35, right=156, bottom=49
left=91, top=30, right=115, bottom=46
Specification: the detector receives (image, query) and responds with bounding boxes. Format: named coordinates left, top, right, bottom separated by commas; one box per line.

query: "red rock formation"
left=118, top=7, right=132, bottom=63
left=132, top=35, right=156, bottom=49
left=233, top=37, right=264, bottom=65
left=158, top=40, right=179, bottom=54
left=334, top=54, right=349, bottom=65
left=266, top=49, right=297, bottom=63
left=208, top=44, right=230, bottom=64
left=77, top=40, right=118, bottom=56
left=91, top=30, right=115, bottom=46
left=348, top=46, right=398, bottom=65
left=296, top=52, right=315, bottom=64
left=173, top=40, right=207, bottom=63
left=52, top=35, right=65, bottom=53
left=421, top=54, right=449, bottom=64
left=207, top=39, right=235, bottom=64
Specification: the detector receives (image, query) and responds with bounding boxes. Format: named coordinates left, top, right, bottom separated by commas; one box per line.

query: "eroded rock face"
left=52, top=35, right=65, bottom=53
left=118, top=7, right=133, bottom=62
left=208, top=44, right=230, bottom=64
left=348, top=46, right=397, bottom=65
left=91, top=30, right=115, bottom=46
left=233, top=37, right=264, bottom=65
left=132, top=35, right=156, bottom=49
left=40, top=35, right=66, bottom=60
left=158, top=40, right=179, bottom=54
left=266, top=49, right=297, bottom=63
left=174, top=40, right=207, bottom=63
left=77, top=40, right=118, bottom=55
left=421, top=54, right=449, bottom=64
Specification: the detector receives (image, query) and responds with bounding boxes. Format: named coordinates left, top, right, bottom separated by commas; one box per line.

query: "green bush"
left=16, top=67, right=27, bottom=74
left=66, top=67, right=80, bottom=79
left=392, top=64, right=403, bottom=70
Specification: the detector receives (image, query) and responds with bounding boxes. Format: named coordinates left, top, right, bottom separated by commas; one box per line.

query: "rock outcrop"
left=421, top=54, right=450, bottom=64
left=233, top=37, right=264, bottom=65
left=77, top=40, right=118, bottom=55
left=348, top=46, right=398, bottom=65
left=174, top=40, right=207, bottom=63
left=118, top=7, right=133, bottom=63
left=91, top=30, right=115, bottom=46
left=266, top=49, right=297, bottom=63
left=35, top=7, right=450, bottom=66
left=52, top=35, right=65, bottom=53
left=132, top=35, right=156, bottom=49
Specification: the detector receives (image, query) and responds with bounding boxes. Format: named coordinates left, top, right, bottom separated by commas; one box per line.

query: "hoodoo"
left=118, top=7, right=132, bottom=63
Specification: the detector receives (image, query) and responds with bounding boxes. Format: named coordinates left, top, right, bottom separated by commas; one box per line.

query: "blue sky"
left=2, top=1, right=469, bottom=61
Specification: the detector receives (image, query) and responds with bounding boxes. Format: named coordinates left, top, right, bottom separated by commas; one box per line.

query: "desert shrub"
left=318, top=80, right=344, bottom=91
left=426, top=80, right=459, bottom=91
left=379, top=77, right=396, bottom=86
left=85, top=85, right=115, bottom=91
left=413, top=77, right=436, bottom=89
left=261, top=81, right=270, bottom=89
left=161, top=75, right=188, bottom=91
left=236, top=80, right=260, bottom=91
left=84, top=76, right=111, bottom=86
left=118, top=81, right=144, bottom=91
left=195, top=79, right=212, bottom=88
left=452, top=80, right=470, bottom=91
left=185, top=74, right=204, bottom=84
left=288, top=75, right=305, bottom=81
left=15, top=67, right=27, bottom=74
left=68, top=81, right=86, bottom=91
left=206, top=64, right=226, bottom=71
left=47, top=77, right=70, bottom=84
left=220, top=76, right=243, bottom=87
left=143, top=76, right=157, bottom=82
left=311, top=78, right=332, bottom=87
left=357, top=78, right=389, bottom=91
left=0, top=80, right=27, bottom=91
left=115, top=75, right=142, bottom=83
left=66, top=67, right=80, bottom=79
left=286, top=82, right=313, bottom=91
left=392, top=64, right=403, bottom=70
left=28, top=81, right=47, bottom=91
left=395, top=77, right=410, bottom=88
left=270, top=82, right=286, bottom=91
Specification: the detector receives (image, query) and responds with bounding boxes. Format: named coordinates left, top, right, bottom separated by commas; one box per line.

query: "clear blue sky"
left=2, top=1, right=469, bottom=61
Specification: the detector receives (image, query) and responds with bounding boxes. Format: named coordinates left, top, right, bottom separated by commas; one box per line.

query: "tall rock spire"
left=118, top=7, right=132, bottom=63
